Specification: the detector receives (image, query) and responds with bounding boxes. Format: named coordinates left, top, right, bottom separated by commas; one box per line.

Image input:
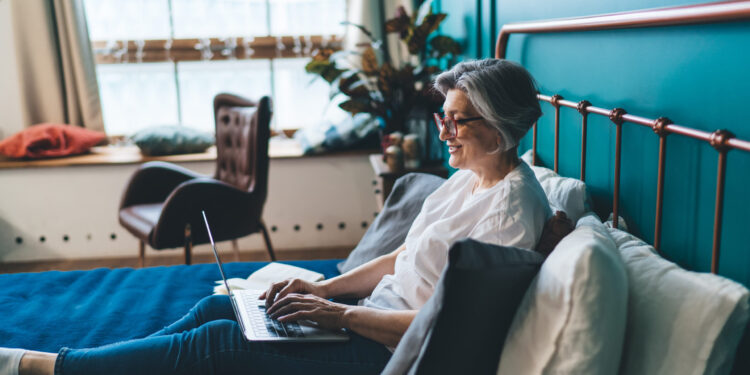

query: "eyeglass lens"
left=433, top=114, right=457, bottom=137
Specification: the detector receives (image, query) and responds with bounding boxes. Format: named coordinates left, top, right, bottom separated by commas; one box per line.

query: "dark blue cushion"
left=131, top=125, right=214, bottom=156
left=0, top=260, right=341, bottom=352
left=383, top=240, right=544, bottom=375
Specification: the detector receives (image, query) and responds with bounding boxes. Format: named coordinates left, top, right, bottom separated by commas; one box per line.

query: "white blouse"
left=362, top=161, right=551, bottom=311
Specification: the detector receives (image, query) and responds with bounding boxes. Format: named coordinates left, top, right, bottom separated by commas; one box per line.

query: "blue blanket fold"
left=0, top=260, right=341, bottom=352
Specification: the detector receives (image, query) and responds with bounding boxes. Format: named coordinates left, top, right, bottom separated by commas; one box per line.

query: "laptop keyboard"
left=241, top=292, right=304, bottom=338
left=253, top=305, right=304, bottom=337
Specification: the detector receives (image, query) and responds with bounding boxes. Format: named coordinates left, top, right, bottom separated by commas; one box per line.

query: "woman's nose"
left=438, top=124, right=454, bottom=141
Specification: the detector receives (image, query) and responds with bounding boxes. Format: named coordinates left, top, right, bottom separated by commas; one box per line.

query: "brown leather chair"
left=119, top=93, right=275, bottom=266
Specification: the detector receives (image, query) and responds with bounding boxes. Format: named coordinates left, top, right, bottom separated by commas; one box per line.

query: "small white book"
left=214, top=262, right=325, bottom=295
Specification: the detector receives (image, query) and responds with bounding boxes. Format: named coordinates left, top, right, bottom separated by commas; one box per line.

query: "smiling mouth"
left=448, top=144, right=462, bottom=153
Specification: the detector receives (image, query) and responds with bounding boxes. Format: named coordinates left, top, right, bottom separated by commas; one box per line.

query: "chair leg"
left=260, top=221, right=276, bottom=261
left=231, top=239, right=240, bottom=262
left=139, top=240, right=145, bottom=268
left=184, top=223, right=193, bottom=265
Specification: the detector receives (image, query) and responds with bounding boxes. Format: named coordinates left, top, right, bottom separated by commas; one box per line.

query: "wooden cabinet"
left=369, top=154, right=449, bottom=210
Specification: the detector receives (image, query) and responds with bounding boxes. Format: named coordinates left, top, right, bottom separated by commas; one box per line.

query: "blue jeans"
left=55, top=295, right=392, bottom=375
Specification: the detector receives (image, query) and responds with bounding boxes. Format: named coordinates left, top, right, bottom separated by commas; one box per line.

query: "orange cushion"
left=0, top=123, right=106, bottom=159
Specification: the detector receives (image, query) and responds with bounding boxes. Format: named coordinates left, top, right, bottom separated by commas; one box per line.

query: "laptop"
left=201, top=211, right=349, bottom=342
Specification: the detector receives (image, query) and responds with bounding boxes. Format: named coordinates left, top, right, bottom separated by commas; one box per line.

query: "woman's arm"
left=321, top=243, right=406, bottom=299
left=343, top=306, right=417, bottom=347
left=261, top=244, right=406, bottom=306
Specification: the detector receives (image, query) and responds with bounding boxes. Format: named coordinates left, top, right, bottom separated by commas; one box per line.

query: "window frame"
left=91, top=36, right=343, bottom=64
left=85, top=0, right=346, bottom=136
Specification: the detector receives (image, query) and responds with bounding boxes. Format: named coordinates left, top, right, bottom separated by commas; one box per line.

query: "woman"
left=0, top=59, right=550, bottom=375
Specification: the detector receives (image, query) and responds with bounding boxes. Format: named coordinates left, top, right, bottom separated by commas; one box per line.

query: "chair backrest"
left=213, top=93, right=272, bottom=203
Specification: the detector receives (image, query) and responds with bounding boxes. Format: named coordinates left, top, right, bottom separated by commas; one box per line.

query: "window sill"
left=0, top=137, right=377, bottom=170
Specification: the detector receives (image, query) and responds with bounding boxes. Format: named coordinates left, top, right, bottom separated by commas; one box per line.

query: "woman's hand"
left=266, top=293, right=349, bottom=331
left=259, top=278, right=328, bottom=308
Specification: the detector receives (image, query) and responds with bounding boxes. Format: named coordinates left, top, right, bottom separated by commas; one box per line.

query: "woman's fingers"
left=268, top=302, right=306, bottom=319
left=267, top=293, right=307, bottom=315
left=268, top=296, right=348, bottom=330
left=277, top=310, right=313, bottom=323
left=275, top=279, right=305, bottom=303
left=263, top=280, right=290, bottom=307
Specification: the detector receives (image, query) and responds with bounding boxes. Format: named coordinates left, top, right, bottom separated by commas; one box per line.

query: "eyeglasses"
left=433, top=113, right=483, bottom=138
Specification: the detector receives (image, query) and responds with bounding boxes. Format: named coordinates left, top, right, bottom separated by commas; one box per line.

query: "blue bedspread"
left=0, top=260, right=341, bottom=352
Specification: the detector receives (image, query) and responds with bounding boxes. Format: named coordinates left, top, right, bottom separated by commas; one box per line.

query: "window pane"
left=270, top=0, right=346, bottom=36
left=272, top=58, right=331, bottom=129
left=177, top=60, right=273, bottom=133
left=84, top=0, right=171, bottom=41
left=97, top=63, right=179, bottom=135
left=172, top=0, right=268, bottom=38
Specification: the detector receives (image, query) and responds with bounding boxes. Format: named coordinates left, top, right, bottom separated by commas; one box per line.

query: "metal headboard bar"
left=495, top=0, right=750, bottom=60
left=496, top=1, right=750, bottom=274
left=532, top=93, right=747, bottom=274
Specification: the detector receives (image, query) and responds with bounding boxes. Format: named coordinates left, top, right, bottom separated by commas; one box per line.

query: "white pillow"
left=609, top=227, right=750, bottom=375
left=520, top=150, right=590, bottom=223
left=497, top=213, right=628, bottom=374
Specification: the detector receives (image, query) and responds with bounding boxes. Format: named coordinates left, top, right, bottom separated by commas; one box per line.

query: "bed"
left=0, top=260, right=341, bottom=352
left=2, top=1, right=750, bottom=374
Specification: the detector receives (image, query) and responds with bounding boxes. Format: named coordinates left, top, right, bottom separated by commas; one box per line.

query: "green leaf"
left=378, top=62, right=396, bottom=96
left=338, top=71, right=360, bottom=91
left=322, top=67, right=347, bottom=83
left=415, top=0, right=435, bottom=25
left=346, top=82, right=372, bottom=98
left=419, top=13, right=446, bottom=36
left=305, top=60, right=346, bottom=83
left=339, top=99, right=371, bottom=115
left=385, top=13, right=411, bottom=35
left=361, top=47, right=379, bottom=73
left=429, top=35, right=461, bottom=57
left=305, top=60, right=327, bottom=74
left=339, top=73, right=371, bottom=98
left=341, top=21, right=377, bottom=43
left=406, top=13, right=447, bottom=54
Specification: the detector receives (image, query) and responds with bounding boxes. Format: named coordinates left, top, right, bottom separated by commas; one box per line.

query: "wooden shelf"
left=0, top=137, right=378, bottom=170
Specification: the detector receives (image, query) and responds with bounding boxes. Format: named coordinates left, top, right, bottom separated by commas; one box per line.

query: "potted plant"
left=305, top=1, right=461, bottom=141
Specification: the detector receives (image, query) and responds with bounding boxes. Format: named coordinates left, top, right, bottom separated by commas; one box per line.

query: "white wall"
left=0, top=155, right=379, bottom=262
left=0, top=0, right=25, bottom=139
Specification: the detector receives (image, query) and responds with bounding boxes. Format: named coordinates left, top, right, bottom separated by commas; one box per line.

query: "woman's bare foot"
left=18, top=352, right=56, bottom=375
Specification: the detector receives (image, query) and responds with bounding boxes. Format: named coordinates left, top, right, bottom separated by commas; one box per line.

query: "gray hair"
left=434, top=59, right=542, bottom=151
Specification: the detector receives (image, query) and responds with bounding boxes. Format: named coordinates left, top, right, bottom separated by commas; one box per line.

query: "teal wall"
left=436, top=0, right=750, bottom=285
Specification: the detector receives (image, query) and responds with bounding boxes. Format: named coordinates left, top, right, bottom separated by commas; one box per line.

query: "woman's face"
left=439, top=89, right=501, bottom=171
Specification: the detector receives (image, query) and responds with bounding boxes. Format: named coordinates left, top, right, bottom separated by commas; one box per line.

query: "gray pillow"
left=337, top=172, right=446, bottom=273
left=382, top=239, right=545, bottom=375
left=131, top=125, right=215, bottom=156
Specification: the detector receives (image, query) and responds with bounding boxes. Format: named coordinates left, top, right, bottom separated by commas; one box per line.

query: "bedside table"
left=369, top=154, right=449, bottom=210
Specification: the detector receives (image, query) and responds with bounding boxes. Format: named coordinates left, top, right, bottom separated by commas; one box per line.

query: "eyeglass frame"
left=432, top=113, right=484, bottom=138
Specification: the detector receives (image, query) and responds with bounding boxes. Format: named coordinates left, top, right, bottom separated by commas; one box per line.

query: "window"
left=83, top=0, right=346, bottom=136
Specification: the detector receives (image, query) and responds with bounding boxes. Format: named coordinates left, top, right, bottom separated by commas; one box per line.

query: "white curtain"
left=9, top=0, right=104, bottom=132
left=345, top=0, right=415, bottom=69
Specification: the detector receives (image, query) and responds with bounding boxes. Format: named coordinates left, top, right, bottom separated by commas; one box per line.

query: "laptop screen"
left=201, top=211, right=233, bottom=297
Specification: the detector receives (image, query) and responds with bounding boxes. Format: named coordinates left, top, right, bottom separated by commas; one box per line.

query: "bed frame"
left=495, top=0, right=750, bottom=275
